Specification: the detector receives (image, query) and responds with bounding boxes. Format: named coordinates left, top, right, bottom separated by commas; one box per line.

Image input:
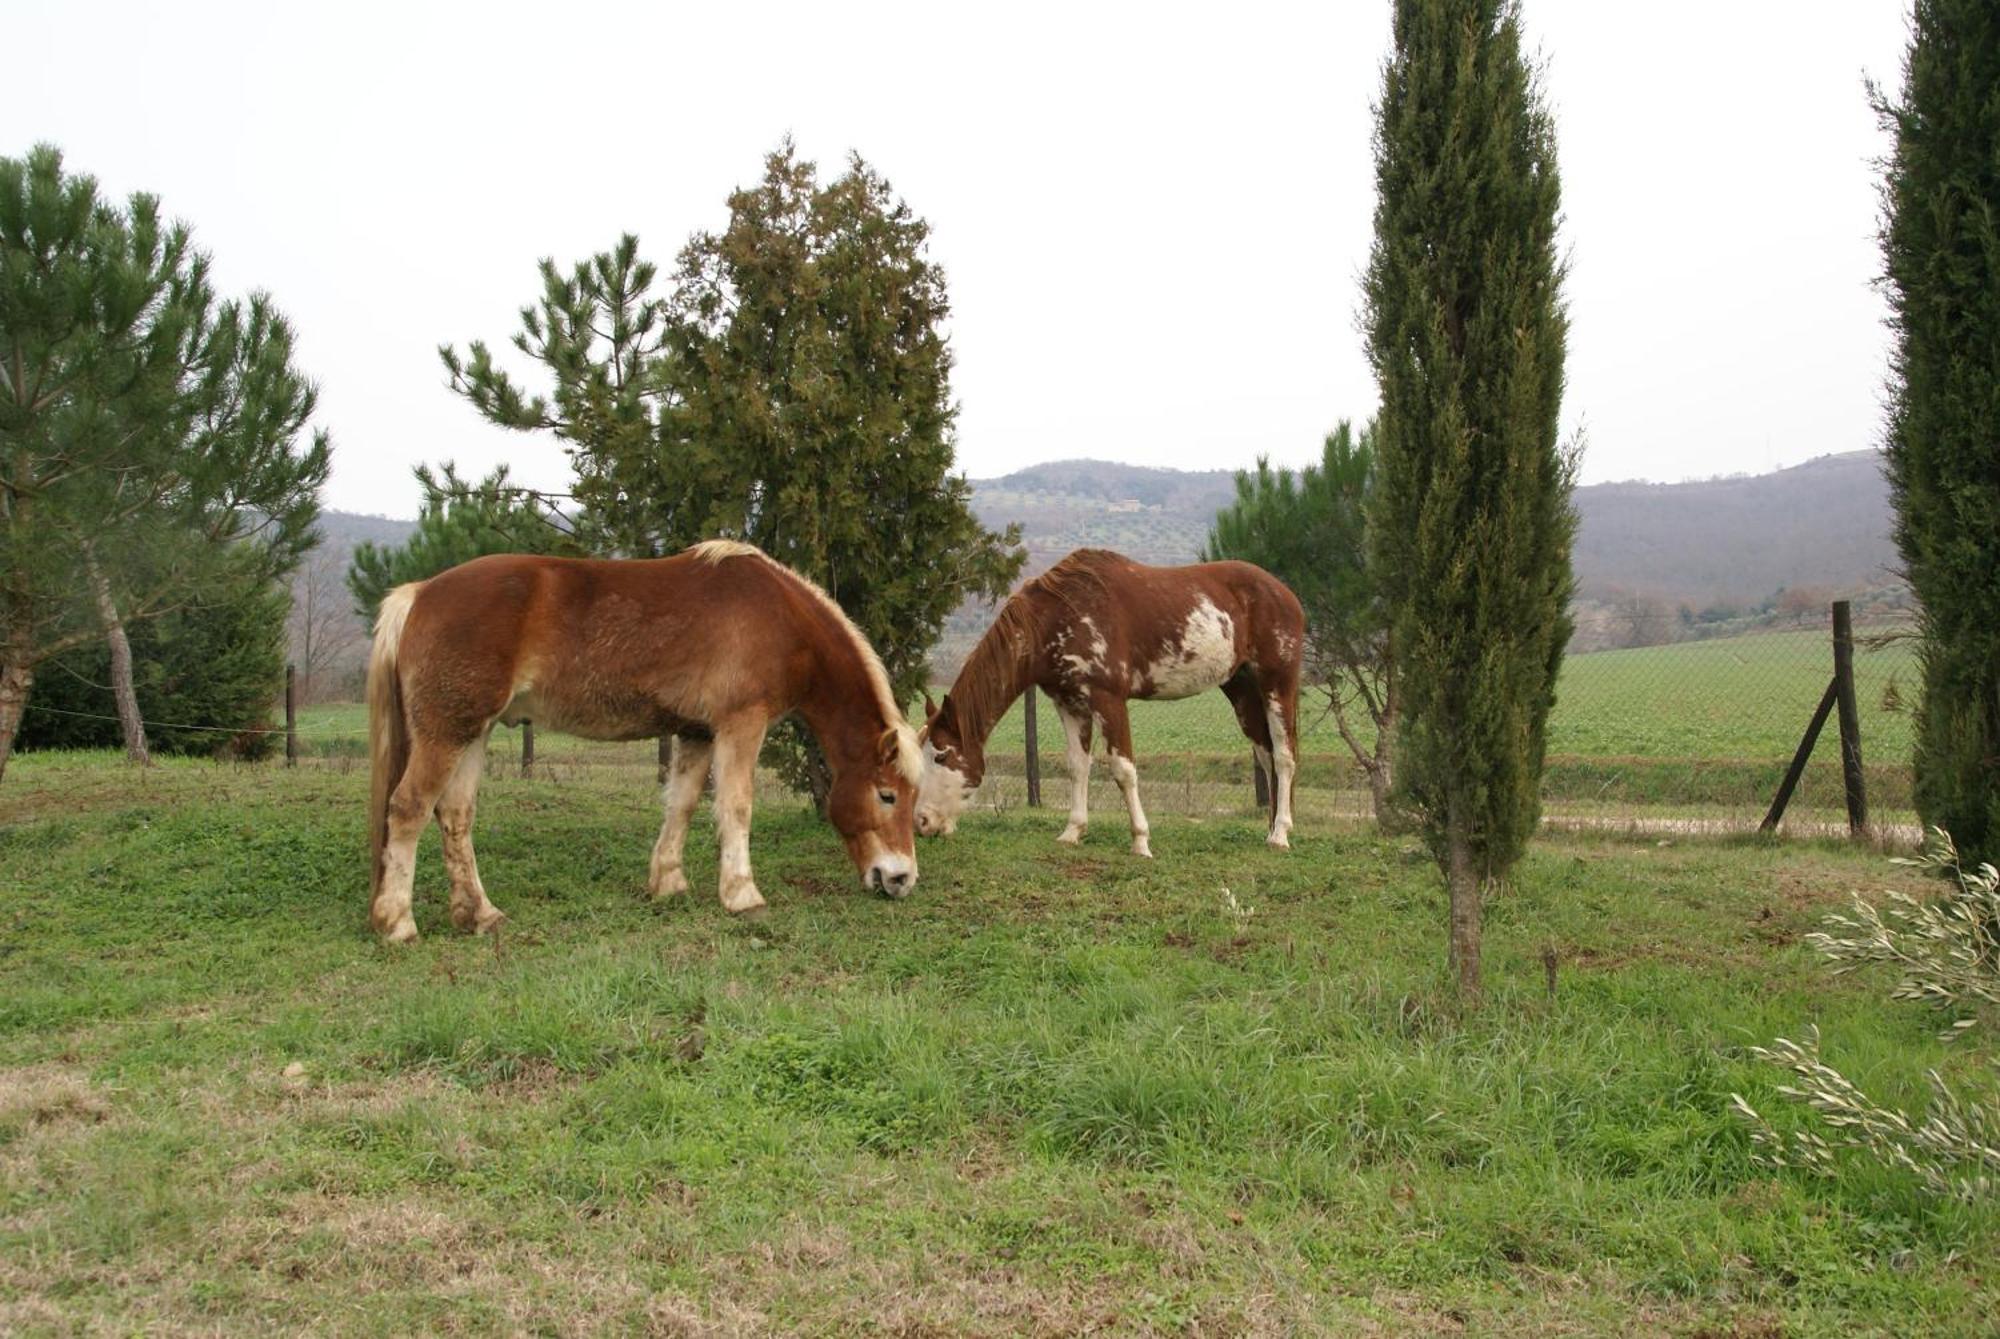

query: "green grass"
left=0, top=751, right=1992, bottom=1333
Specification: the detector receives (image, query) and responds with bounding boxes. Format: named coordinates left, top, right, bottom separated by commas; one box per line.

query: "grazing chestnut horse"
left=917, top=549, right=1305, bottom=855
left=366, top=540, right=921, bottom=941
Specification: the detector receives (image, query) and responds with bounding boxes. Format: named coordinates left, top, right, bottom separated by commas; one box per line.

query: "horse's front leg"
left=649, top=734, right=713, bottom=899
left=709, top=717, right=769, bottom=914
left=1054, top=700, right=1094, bottom=845
left=1093, top=694, right=1151, bottom=858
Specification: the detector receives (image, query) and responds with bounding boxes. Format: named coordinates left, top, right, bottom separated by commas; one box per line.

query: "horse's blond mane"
left=684, top=539, right=920, bottom=784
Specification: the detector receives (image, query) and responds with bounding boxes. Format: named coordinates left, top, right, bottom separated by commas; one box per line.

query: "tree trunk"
left=86, top=550, right=150, bottom=766
left=1367, top=759, right=1395, bottom=828
left=1368, top=688, right=1402, bottom=831
left=0, top=656, right=30, bottom=784
left=1445, top=797, right=1482, bottom=1002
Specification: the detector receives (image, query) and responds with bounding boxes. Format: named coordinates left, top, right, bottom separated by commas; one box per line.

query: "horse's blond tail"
left=367, top=584, right=421, bottom=901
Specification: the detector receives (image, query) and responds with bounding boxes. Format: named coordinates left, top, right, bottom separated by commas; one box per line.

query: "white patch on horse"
left=1059, top=616, right=1110, bottom=684
left=1142, top=598, right=1236, bottom=700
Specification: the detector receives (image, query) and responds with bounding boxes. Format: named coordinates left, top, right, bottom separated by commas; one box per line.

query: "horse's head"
left=915, top=692, right=980, bottom=837
left=827, top=722, right=921, bottom=898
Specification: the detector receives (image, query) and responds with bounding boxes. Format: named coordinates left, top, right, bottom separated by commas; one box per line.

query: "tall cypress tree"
left=1878, top=1, right=2000, bottom=862
left=1364, top=0, right=1574, bottom=998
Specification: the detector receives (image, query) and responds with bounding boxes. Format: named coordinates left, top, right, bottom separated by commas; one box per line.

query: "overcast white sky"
left=5, top=1, right=1910, bottom=518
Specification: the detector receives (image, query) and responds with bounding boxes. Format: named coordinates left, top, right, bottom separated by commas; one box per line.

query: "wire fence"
left=22, top=601, right=1922, bottom=840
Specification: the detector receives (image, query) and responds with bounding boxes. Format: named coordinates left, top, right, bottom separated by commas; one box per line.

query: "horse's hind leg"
left=1260, top=675, right=1300, bottom=850
left=710, top=716, right=769, bottom=914
left=1053, top=698, right=1094, bottom=845
left=1093, top=693, right=1151, bottom=858
left=371, top=737, right=469, bottom=943
left=437, top=734, right=505, bottom=934
left=649, top=733, right=714, bottom=899
left=1221, top=671, right=1277, bottom=826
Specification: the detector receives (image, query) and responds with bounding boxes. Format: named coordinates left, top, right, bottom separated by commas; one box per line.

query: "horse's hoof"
left=1132, top=837, right=1153, bottom=858
left=378, top=918, right=419, bottom=945
left=471, top=906, right=508, bottom=935
left=721, top=884, right=767, bottom=915
left=1056, top=826, right=1085, bottom=846
left=1266, top=833, right=1292, bottom=851
left=648, top=869, right=690, bottom=900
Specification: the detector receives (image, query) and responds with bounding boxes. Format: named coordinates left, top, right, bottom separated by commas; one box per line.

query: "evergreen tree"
left=346, top=463, right=576, bottom=621
left=20, top=571, right=288, bottom=760
left=438, top=235, right=677, bottom=558
left=442, top=143, right=1023, bottom=802
left=1204, top=421, right=1399, bottom=822
left=1878, top=1, right=2000, bottom=861
left=1364, top=0, right=1575, bottom=998
left=0, top=145, right=329, bottom=780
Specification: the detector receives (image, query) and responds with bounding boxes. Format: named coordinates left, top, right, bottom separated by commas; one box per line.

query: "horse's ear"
left=922, top=691, right=939, bottom=723
left=879, top=727, right=902, bottom=766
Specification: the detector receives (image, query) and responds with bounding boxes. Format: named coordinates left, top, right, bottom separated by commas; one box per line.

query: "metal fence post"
left=1831, top=600, right=1868, bottom=835
left=284, top=664, right=297, bottom=767
left=1023, top=686, right=1041, bottom=807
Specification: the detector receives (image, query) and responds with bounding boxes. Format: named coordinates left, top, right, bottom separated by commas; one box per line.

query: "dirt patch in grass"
left=0, top=1063, right=111, bottom=1136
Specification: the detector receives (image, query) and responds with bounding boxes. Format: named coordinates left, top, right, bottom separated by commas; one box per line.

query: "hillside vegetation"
left=300, top=451, right=1901, bottom=687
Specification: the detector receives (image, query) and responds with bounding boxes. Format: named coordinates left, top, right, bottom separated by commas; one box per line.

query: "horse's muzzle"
left=869, top=863, right=915, bottom=899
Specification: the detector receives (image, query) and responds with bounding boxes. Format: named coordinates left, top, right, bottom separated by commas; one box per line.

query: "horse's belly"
left=501, top=688, right=701, bottom=741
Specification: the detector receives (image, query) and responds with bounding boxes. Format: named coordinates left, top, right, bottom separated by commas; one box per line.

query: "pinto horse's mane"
left=947, top=549, right=1121, bottom=752
left=689, top=539, right=920, bottom=784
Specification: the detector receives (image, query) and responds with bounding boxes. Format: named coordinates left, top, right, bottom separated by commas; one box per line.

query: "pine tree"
left=1364, top=0, right=1575, bottom=998
left=1878, top=1, right=2000, bottom=862
left=0, top=145, right=329, bottom=780
left=346, top=463, right=576, bottom=621
left=442, top=143, right=1024, bottom=802
left=1204, top=421, right=1399, bottom=822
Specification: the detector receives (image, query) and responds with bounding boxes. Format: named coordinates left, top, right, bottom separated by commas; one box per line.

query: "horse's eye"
left=877, top=789, right=896, bottom=806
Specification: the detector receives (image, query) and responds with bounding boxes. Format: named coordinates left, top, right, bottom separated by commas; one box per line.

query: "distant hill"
left=1569, top=450, right=1898, bottom=603
left=306, top=450, right=1903, bottom=681
left=965, top=450, right=1898, bottom=602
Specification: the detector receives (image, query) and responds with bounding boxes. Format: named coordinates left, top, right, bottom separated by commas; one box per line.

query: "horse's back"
left=396, top=550, right=802, bottom=740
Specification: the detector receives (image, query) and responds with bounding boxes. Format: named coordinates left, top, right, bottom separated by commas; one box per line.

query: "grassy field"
left=1, top=752, right=1994, bottom=1334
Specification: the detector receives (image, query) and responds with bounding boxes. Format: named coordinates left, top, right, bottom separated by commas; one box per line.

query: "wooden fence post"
left=521, top=720, right=536, bottom=778
left=1831, top=600, right=1868, bottom=835
left=658, top=735, right=672, bottom=786
left=1760, top=679, right=1837, bottom=834
left=1023, top=686, right=1042, bottom=807
left=284, top=664, right=297, bottom=767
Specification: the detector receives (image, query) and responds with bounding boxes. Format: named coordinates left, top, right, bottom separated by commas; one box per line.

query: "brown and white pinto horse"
left=366, top=540, right=921, bottom=941
left=917, top=549, right=1305, bottom=855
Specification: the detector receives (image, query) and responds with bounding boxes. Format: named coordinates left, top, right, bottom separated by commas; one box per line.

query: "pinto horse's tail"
left=367, top=584, right=421, bottom=905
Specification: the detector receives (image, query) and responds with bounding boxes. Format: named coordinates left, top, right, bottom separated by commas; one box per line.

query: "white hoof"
left=1056, top=825, right=1085, bottom=846
left=649, top=867, right=690, bottom=899
left=378, top=916, right=418, bottom=944
left=720, top=881, right=767, bottom=915
left=1266, top=830, right=1292, bottom=851
left=1132, top=835, right=1153, bottom=858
